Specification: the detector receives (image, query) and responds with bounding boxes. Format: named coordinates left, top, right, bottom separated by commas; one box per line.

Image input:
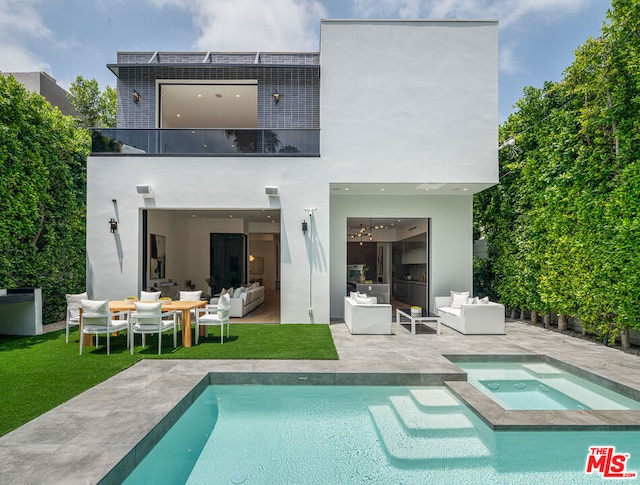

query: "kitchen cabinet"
left=401, top=249, right=426, bottom=264
left=393, top=280, right=409, bottom=299
left=409, top=282, right=427, bottom=310
left=393, top=280, right=427, bottom=310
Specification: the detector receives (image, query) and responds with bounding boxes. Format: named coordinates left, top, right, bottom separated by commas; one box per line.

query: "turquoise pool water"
left=122, top=385, right=640, bottom=484
left=455, top=361, right=640, bottom=411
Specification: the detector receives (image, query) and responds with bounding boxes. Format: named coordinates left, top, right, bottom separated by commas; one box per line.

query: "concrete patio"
left=1, top=319, right=639, bottom=484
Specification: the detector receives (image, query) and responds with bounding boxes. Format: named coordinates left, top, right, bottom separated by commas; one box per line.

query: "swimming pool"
left=121, top=385, right=640, bottom=484
left=454, top=361, right=640, bottom=411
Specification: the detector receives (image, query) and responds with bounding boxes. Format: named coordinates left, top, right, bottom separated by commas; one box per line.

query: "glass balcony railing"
left=90, top=128, right=320, bottom=156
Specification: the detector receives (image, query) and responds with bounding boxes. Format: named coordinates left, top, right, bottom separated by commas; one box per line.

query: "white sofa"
left=435, top=296, right=505, bottom=335
left=344, top=296, right=392, bottom=335
left=226, top=284, right=265, bottom=317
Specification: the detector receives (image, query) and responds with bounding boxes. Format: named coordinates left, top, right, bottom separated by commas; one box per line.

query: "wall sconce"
left=109, top=218, right=118, bottom=233
left=132, top=90, right=140, bottom=104
left=273, top=91, right=281, bottom=105
left=265, top=186, right=279, bottom=196
left=136, top=184, right=153, bottom=198
left=302, top=220, right=308, bottom=236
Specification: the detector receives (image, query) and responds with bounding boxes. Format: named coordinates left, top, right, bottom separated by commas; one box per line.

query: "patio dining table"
left=79, top=299, right=207, bottom=350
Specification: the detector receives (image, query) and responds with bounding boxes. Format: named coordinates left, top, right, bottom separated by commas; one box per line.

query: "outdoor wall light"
left=109, top=218, right=118, bottom=233
left=265, top=186, right=279, bottom=196
left=136, top=184, right=154, bottom=198
left=273, top=91, right=281, bottom=105
left=132, top=90, right=140, bottom=104
left=302, top=220, right=308, bottom=236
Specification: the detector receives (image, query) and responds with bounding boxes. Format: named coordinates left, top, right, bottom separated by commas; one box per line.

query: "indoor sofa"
left=217, top=283, right=265, bottom=317
left=435, top=295, right=505, bottom=335
left=344, top=293, right=392, bottom=335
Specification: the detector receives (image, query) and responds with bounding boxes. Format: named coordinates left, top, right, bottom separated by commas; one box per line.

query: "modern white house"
left=86, top=19, right=498, bottom=324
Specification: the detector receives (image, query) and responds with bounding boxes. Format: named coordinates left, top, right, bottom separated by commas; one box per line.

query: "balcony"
left=91, top=128, right=320, bottom=156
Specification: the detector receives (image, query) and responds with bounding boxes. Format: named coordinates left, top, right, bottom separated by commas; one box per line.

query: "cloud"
left=350, top=0, right=590, bottom=29
left=150, top=0, right=328, bottom=51
left=0, top=0, right=53, bottom=72
left=499, top=43, right=519, bottom=75
left=0, top=45, right=50, bottom=73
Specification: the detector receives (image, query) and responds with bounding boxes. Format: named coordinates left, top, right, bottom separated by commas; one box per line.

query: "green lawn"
left=0, top=324, right=338, bottom=437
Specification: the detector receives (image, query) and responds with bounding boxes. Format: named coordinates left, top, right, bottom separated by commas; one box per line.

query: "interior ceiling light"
left=215, top=93, right=223, bottom=98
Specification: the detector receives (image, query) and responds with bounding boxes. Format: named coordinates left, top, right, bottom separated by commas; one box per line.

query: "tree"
left=0, top=75, right=89, bottom=323
left=68, top=76, right=116, bottom=128
left=475, top=0, right=640, bottom=347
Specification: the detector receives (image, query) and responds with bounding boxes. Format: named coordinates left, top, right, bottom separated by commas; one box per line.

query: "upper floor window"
left=159, top=81, right=258, bottom=129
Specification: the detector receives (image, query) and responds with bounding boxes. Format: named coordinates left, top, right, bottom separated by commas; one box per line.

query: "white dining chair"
left=79, top=300, right=130, bottom=355
left=130, top=301, right=178, bottom=355
left=65, top=291, right=87, bottom=343
left=195, top=293, right=231, bottom=344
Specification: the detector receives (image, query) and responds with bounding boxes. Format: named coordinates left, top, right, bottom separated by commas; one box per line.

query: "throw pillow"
left=450, top=290, right=470, bottom=306
left=180, top=290, right=203, bottom=301
left=232, top=287, right=244, bottom=298
left=81, top=299, right=109, bottom=316
left=451, top=291, right=470, bottom=309
left=472, top=296, right=480, bottom=305
left=66, top=292, right=88, bottom=318
left=355, top=296, right=375, bottom=304
left=134, top=301, right=162, bottom=315
left=140, top=290, right=161, bottom=301
left=481, top=296, right=490, bottom=304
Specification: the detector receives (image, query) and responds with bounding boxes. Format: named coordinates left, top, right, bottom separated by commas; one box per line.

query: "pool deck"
left=1, top=319, right=640, bottom=484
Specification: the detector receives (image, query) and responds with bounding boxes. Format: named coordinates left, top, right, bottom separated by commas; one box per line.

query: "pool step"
left=389, top=395, right=475, bottom=437
left=369, top=404, right=491, bottom=464
left=410, top=387, right=462, bottom=408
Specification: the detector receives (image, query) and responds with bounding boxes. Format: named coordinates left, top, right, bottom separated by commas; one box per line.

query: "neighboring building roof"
left=1, top=71, right=79, bottom=118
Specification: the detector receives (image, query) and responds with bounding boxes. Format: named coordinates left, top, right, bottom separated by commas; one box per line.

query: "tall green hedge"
left=0, top=75, right=89, bottom=323
left=475, top=0, right=640, bottom=346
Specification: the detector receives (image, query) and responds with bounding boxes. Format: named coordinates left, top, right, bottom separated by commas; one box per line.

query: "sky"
left=0, top=0, right=611, bottom=122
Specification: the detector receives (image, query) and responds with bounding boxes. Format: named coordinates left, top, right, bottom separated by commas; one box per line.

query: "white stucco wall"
left=320, top=20, right=498, bottom=183
left=86, top=156, right=330, bottom=323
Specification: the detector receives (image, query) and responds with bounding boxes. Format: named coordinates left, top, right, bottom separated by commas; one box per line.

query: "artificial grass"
left=0, top=323, right=338, bottom=437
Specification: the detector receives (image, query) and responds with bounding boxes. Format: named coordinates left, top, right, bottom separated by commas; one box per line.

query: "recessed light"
left=176, top=113, right=181, bottom=117
left=424, top=188, right=429, bottom=191
left=380, top=188, right=385, bottom=191
left=344, top=187, right=349, bottom=191
left=236, top=94, right=240, bottom=98
left=215, top=93, right=223, bottom=98
left=463, top=188, right=469, bottom=191
left=192, top=214, right=196, bottom=218
left=197, top=94, right=202, bottom=98
left=229, top=215, right=233, bottom=218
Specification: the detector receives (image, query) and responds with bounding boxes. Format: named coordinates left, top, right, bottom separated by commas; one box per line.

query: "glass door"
left=209, top=233, right=247, bottom=294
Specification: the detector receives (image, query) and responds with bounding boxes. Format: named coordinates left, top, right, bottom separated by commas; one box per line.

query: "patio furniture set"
left=344, top=290, right=505, bottom=336
left=66, top=289, right=234, bottom=355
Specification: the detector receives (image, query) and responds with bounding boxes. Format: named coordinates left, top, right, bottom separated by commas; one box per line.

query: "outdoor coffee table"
left=396, top=308, right=441, bottom=335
